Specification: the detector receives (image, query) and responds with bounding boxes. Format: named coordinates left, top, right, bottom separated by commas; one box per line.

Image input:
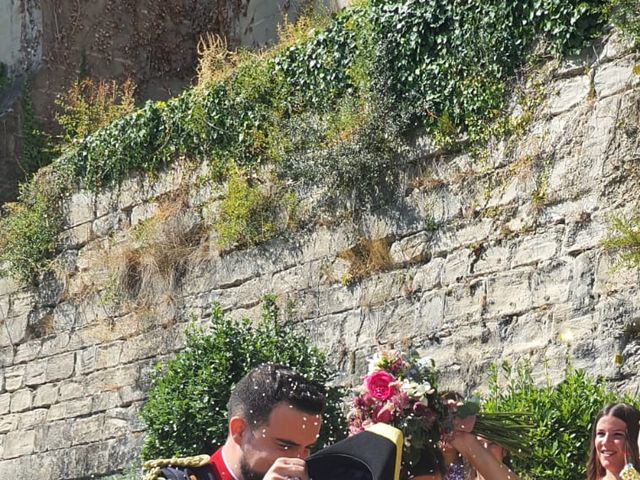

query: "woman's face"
left=595, top=414, right=629, bottom=475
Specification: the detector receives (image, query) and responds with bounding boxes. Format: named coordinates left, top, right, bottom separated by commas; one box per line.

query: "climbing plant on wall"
left=0, top=0, right=617, bottom=283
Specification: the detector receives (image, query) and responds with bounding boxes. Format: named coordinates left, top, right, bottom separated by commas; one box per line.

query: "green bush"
left=482, top=361, right=640, bottom=480
left=214, top=169, right=298, bottom=249
left=602, top=215, right=640, bottom=268
left=605, top=0, right=640, bottom=45
left=55, top=77, right=136, bottom=148
left=0, top=167, right=70, bottom=284
left=20, top=80, right=55, bottom=180
left=139, top=297, right=347, bottom=460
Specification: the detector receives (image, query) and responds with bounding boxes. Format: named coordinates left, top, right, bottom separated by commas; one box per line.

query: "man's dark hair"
left=228, top=363, right=326, bottom=427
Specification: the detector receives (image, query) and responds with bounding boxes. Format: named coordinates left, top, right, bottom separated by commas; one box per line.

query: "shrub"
left=139, top=297, right=347, bottom=460
left=55, top=77, right=136, bottom=147
left=214, top=169, right=298, bottom=249
left=606, top=0, right=640, bottom=45
left=20, top=80, right=55, bottom=180
left=482, top=361, right=640, bottom=480
left=0, top=166, right=69, bottom=284
left=601, top=215, right=640, bottom=268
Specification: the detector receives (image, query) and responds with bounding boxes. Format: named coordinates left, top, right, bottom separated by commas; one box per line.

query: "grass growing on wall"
left=0, top=0, right=619, bottom=283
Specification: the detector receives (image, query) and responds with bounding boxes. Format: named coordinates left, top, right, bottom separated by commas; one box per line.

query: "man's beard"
left=239, top=456, right=266, bottom=480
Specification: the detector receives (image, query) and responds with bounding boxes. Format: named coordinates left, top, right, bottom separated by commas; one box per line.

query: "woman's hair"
left=586, top=403, right=640, bottom=480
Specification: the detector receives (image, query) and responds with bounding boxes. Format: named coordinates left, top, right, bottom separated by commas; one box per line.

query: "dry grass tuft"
left=196, top=33, right=239, bottom=88
left=108, top=196, right=205, bottom=307
left=338, top=237, right=394, bottom=283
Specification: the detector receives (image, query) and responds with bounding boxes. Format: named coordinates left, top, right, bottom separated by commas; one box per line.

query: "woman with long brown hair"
left=586, top=403, right=640, bottom=480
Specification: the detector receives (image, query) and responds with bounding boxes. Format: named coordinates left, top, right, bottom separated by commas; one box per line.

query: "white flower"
left=400, top=380, right=434, bottom=402
left=416, top=356, right=434, bottom=369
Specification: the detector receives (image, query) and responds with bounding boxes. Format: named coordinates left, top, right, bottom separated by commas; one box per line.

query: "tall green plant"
left=0, top=166, right=70, bottom=284
left=602, top=215, right=640, bottom=268
left=139, top=298, right=347, bottom=460
left=482, top=361, right=639, bottom=480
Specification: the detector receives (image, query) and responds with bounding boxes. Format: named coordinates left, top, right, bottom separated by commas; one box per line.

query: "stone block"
left=0, top=393, right=10, bottom=414
left=0, top=346, right=14, bottom=368
left=594, top=253, right=639, bottom=295
left=87, top=364, right=140, bottom=393
left=486, top=269, right=533, bottom=317
left=119, top=384, right=146, bottom=406
left=33, top=384, right=58, bottom=408
left=4, top=365, right=25, bottom=391
left=0, top=413, right=18, bottom=434
left=58, top=381, right=84, bottom=401
left=95, top=342, right=124, bottom=370
left=66, top=192, right=95, bottom=227
left=92, top=211, right=130, bottom=238
left=25, top=359, right=46, bottom=386
left=3, top=430, right=35, bottom=459
left=415, top=290, right=445, bottom=336
left=109, top=403, right=146, bottom=432
left=9, top=388, right=32, bottom=413
left=92, top=391, right=121, bottom=412
left=531, top=260, right=573, bottom=306
left=75, top=346, right=97, bottom=375
left=546, top=75, right=590, bottom=116
left=61, top=222, right=93, bottom=248
left=595, top=57, right=639, bottom=99
left=43, top=420, right=72, bottom=450
left=18, top=408, right=47, bottom=430
left=472, top=245, right=510, bottom=275
left=46, top=398, right=92, bottom=421
left=46, top=352, right=75, bottom=382
left=0, top=276, right=20, bottom=297
left=40, top=332, right=71, bottom=358
left=119, top=329, right=173, bottom=364
left=72, top=415, right=105, bottom=445
left=511, top=230, right=561, bottom=267
left=444, top=281, right=486, bottom=321
left=103, top=417, right=130, bottom=439
left=562, top=219, right=608, bottom=256
left=411, top=257, right=444, bottom=292
left=14, top=340, right=42, bottom=364
left=5, top=310, right=29, bottom=345
left=52, top=302, right=78, bottom=333
left=389, top=232, right=431, bottom=265
left=441, top=249, right=471, bottom=286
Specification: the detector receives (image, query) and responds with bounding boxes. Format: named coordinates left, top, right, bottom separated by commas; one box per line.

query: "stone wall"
left=0, top=0, right=350, bottom=204
left=0, top=36, right=639, bottom=478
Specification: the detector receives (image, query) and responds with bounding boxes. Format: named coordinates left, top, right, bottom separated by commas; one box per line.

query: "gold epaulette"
left=142, top=454, right=211, bottom=480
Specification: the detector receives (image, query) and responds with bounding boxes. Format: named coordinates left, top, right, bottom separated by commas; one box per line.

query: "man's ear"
left=229, top=416, right=248, bottom=445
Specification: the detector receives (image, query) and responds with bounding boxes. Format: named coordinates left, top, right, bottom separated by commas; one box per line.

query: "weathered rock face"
left=0, top=36, right=639, bottom=478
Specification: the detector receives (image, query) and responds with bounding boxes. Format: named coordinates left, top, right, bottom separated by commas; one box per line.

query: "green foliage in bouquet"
left=482, top=361, right=640, bottom=480
left=139, top=297, right=347, bottom=460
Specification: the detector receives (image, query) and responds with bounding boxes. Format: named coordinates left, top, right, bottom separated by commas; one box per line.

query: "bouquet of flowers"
left=348, top=350, right=531, bottom=476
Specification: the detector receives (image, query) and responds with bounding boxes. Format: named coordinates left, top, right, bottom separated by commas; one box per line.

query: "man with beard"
left=158, top=363, right=325, bottom=480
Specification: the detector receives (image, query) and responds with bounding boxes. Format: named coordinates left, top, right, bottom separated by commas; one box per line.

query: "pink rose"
left=365, top=370, right=397, bottom=401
